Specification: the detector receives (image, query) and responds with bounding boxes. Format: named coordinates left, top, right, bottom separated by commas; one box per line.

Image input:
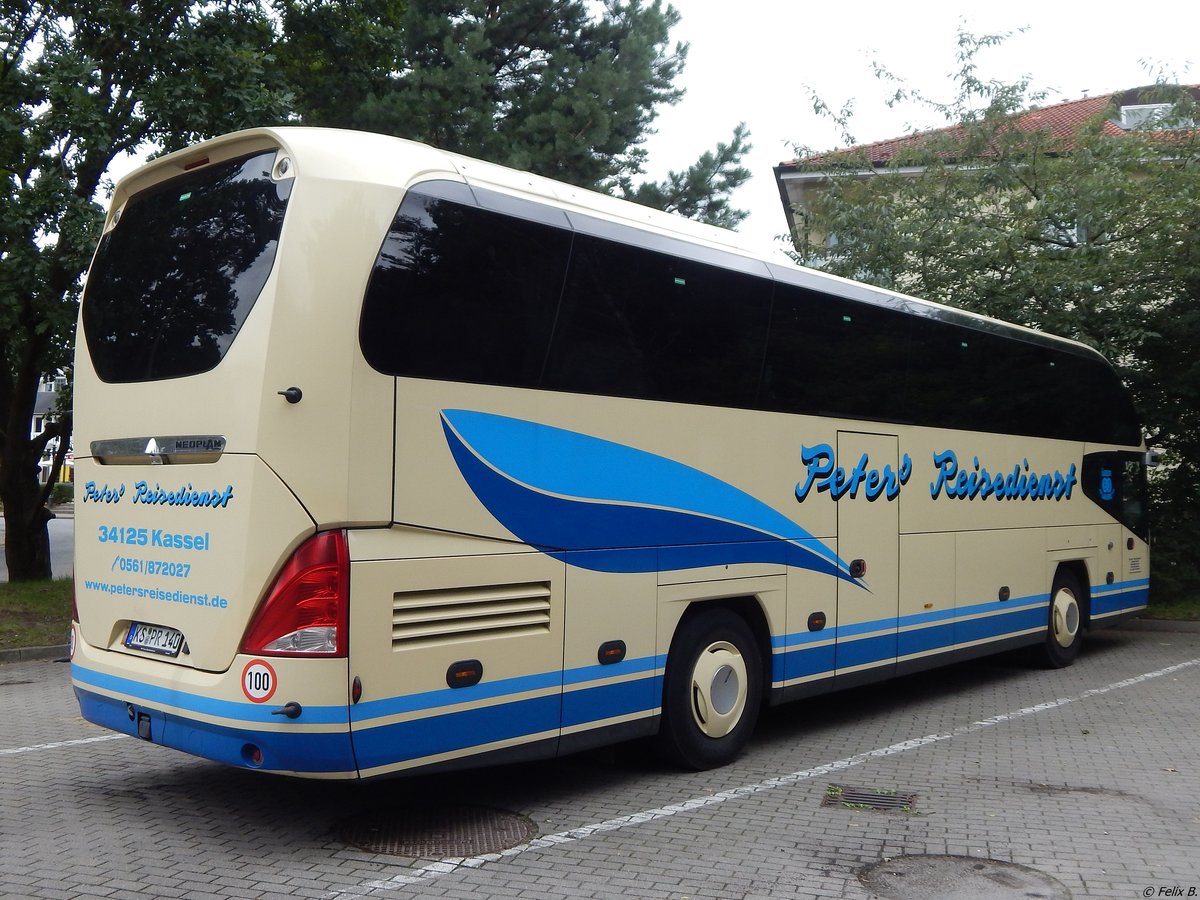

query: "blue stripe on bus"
left=562, top=655, right=666, bottom=687
left=896, top=621, right=956, bottom=659
left=834, top=632, right=898, bottom=670
left=350, top=669, right=563, bottom=723
left=899, top=594, right=1041, bottom=629
left=1092, top=577, right=1149, bottom=596
left=1093, top=584, right=1149, bottom=615
left=774, top=642, right=836, bottom=682
left=562, top=675, right=663, bottom=728
left=772, top=583, right=1146, bottom=685
left=953, top=604, right=1046, bottom=642
left=352, top=674, right=664, bottom=771
left=351, top=693, right=563, bottom=770
left=441, top=412, right=856, bottom=582
left=441, top=409, right=847, bottom=573
left=74, top=685, right=356, bottom=774
left=71, top=663, right=350, bottom=725
left=349, top=654, right=664, bottom=724
left=772, top=593, right=1046, bottom=652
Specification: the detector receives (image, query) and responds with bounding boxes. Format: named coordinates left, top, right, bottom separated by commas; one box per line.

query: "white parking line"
left=325, top=656, right=1200, bottom=898
left=0, top=733, right=129, bottom=756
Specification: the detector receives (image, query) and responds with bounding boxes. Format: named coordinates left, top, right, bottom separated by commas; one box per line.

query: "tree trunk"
left=1, top=417, right=62, bottom=583
left=3, top=489, right=54, bottom=582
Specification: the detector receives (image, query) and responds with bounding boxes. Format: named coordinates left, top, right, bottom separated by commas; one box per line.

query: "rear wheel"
left=658, top=608, right=763, bottom=770
left=1035, top=569, right=1085, bottom=668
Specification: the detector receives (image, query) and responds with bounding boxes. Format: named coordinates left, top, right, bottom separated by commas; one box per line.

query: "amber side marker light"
left=597, top=640, right=627, bottom=665
left=447, top=660, right=483, bottom=689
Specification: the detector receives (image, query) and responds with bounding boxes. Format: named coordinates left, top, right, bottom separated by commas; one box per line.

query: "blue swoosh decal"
left=441, top=410, right=856, bottom=582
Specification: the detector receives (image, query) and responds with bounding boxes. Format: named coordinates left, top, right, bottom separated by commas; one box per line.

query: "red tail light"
left=241, top=531, right=349, bottom=657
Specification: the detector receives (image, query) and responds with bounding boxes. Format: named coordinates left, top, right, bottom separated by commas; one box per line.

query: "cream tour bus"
left=71, top=127, right=1153, bottom=779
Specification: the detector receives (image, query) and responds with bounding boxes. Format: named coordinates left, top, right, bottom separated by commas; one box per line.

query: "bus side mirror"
left=1144, top=448, right=1163, bottom=468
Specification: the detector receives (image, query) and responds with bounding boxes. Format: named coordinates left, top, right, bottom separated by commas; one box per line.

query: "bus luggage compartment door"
left=345, top=536, right=566, bottom=778
left=833, top=432, right=900, bottom=685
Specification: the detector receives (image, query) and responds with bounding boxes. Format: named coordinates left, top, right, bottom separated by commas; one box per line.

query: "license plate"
left=125, top=622, right=184, bottom=657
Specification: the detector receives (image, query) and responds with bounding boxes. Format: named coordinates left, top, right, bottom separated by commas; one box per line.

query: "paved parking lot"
left=2, top=623, right=1199, bottom=900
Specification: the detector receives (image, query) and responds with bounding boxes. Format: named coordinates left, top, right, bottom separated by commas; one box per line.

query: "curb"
left=0, top=644, right=69, bottom=664
left=1116, top=617, right=1200, bottom=633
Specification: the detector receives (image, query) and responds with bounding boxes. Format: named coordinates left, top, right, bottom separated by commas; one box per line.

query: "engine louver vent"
left=392, top=582, right=552, bottom=648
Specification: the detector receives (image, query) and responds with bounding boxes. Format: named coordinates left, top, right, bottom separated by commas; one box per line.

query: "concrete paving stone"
left=210, top=888, right=264, bottom=900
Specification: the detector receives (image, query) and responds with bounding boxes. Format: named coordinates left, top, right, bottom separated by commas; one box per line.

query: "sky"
left=639, top=0, right=1199, bottom=251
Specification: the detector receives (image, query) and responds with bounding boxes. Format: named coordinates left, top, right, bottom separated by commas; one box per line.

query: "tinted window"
left=906, top=318, right=1050, bottom=435
left=907, top=315, right=1140, bottom=443
left=1083, top=451, right=1150, bottom=539
left=360, top=188, right=571, bottom=387
left=541, top=234, right=771, bottom=407
left=82, top=151, right=290, bottom=382
left=1041, top=353, right=1141, bottom=445
left=357, top=184, right=1140, bottom=447
left=761, top=282, right=911, bottom=421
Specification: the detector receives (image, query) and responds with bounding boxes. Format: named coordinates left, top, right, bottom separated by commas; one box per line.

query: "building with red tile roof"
left=774, top=85, right=1199, bottom=242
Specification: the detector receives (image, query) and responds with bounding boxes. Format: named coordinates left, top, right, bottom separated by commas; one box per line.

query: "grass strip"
left=0, top=579, right=72, bottom=651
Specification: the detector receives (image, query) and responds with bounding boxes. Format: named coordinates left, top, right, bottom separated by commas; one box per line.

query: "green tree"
left=790, top=34, right=1200, bottom=601
left=619, top=121, right=751, bottom=228
left=275, top=0, right=751, bottom=224
left=0, top=1, right=290, bottom=580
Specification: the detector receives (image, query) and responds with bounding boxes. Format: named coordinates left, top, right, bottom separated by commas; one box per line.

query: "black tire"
left=657, top=608, right=763, bottom=770
left=1034, top=569, right=1085, bottom=668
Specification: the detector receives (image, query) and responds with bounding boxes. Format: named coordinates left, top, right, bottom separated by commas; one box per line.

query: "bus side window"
left=1083, top=452, right=1150, bottom=540
left=360, top=186, right=572, bottom=388
left=1121, top=456, right=1149, bottom=538
left=761, top=283, right=910, bottom=422
left=542, top=233, right=771, bottom=408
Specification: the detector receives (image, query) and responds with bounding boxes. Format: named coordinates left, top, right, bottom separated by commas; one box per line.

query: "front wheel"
left=658, top=608, right=763, bottom=770
left=1034, top=570, right=1085, bottom=668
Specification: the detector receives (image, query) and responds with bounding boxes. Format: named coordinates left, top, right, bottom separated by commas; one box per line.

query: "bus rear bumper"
left=69, top=632, right=359, bottom=778
left=73, top=684, right=359, bottom=778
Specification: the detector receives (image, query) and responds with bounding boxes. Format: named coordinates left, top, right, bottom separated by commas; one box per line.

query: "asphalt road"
left=2, top=622, right=1199, bottom=899
left=0, top=513, right=73, bottom=581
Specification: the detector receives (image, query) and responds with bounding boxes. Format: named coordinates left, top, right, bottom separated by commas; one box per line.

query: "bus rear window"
left=82, top=150, right=291, bottom=383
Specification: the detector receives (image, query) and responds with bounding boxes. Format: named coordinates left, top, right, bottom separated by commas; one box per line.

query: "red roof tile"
left=787, top=85, right=1200, bottom=168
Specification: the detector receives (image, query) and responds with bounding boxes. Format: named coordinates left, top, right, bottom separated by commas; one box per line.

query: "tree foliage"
left=1, top=1, right=292, bottom=580
left=1, top=0, right=749, bottom=580
left=619, top=121, right=751, bottom=228
left=791, top=34, right=1200, bottom=600
left=274, top=0, right=749, bottom=222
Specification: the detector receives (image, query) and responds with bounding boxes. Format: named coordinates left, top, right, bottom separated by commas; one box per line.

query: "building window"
left=1119, top=103, right=1194, bottom=131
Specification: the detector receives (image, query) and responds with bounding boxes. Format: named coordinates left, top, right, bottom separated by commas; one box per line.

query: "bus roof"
left=114, top=125, right=1107, bottom=365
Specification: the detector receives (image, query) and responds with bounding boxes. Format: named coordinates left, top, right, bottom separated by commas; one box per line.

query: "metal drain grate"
left=822, top=784, right=917, bottom=812
left=335, top=806, right=537, bottom=858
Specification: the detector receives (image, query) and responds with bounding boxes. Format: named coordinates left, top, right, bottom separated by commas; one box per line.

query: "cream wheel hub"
left=690, top=640, right=748, bottom=738
left=1051, top=587, right=1080, bottom=648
